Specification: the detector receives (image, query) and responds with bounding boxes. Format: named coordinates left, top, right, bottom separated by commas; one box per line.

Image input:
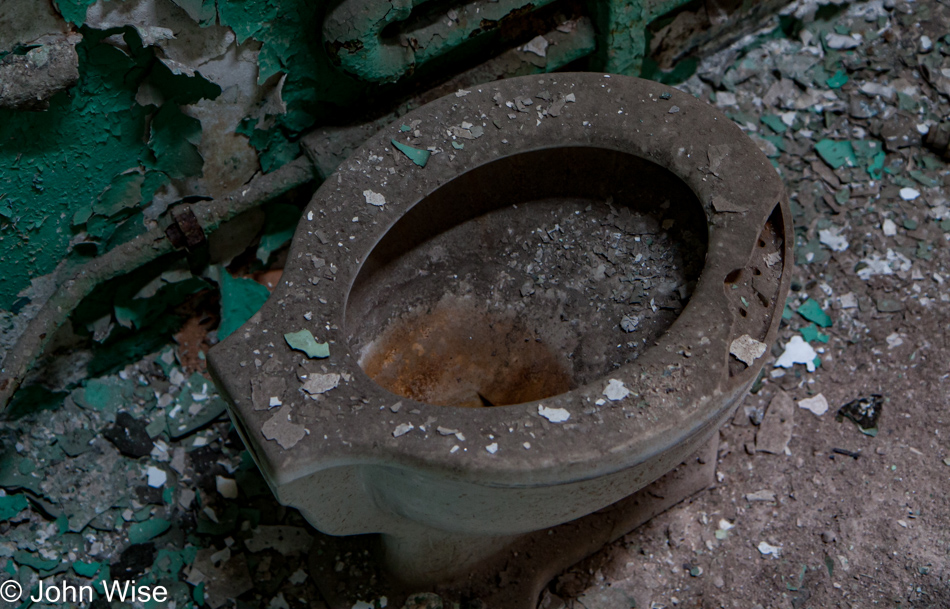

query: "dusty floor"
left=2, top=0, right=950, bottom=608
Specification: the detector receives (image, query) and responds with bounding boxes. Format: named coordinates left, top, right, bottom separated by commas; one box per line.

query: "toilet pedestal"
left=207, top=72, right=792, bottom=609
left=308, top=435, right=718, bottom=609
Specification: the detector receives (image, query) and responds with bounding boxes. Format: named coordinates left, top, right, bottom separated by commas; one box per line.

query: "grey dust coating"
left=349, top=147, right=709, bottom=409
left=207, top=72, right=792, bottom=589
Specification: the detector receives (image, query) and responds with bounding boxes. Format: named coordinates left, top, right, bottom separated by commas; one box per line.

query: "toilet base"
left=307, top=435, right=719, bottom=609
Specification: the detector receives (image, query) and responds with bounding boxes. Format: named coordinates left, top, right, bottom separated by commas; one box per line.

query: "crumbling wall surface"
left=0, top=0, right=344, bottom=353
left=0, top=0, right=341, bottom=303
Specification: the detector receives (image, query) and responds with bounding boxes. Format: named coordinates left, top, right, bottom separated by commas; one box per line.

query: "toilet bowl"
left=208, top=73, right=791, bottom=603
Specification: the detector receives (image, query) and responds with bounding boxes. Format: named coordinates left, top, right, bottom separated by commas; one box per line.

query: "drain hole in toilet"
left=345, top=148, right=708, bottom=407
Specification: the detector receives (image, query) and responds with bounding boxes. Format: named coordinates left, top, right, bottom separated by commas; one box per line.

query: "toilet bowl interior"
left=344, top=147, right=708, bottom=408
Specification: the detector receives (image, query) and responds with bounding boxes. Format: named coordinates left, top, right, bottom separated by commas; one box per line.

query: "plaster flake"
left=261, top=408, right=307, bottom=449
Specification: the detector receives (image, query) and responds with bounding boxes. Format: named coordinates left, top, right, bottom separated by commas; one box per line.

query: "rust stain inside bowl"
left=345, top=148, right=708, bottom=409
left=359, top=298, right=572, bottom=408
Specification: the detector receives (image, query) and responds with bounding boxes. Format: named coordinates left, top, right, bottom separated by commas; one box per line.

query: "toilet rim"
left=208, top=72, right=791, bottom=491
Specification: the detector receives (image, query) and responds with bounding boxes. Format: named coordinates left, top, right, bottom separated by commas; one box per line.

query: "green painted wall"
left=0, top=0, right=364, bottom=312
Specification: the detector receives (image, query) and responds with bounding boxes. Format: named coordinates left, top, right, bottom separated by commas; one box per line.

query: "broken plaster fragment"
left=757, top=541, right=782, bottom=557
left=393, top=423, right=414, bottom=437
left=455, top=89, right=471, bottom=97
left=818, top=226, right=849, bottom=252
left=774, top=336, right=818, bottom=372
left=755, top=390, right=795, bottom=454
left=146, top=466, right=167, bottom=488
left=262, top=408, right=307, bottom=449
left=603, top=379, right=631, bottom=401
left=730, top=334, right=766, bottom=366
left=485, top=443, right=499, bottom=454
left=711, top=195, right=746, bottom=213
left=216, top=475, right=238, bottom=499
left=538, top=405, right=570, bottom=423
left=302, top=373, right=341, bottom=395
left=798, top=393, right=829, bottom=417
left=521, top=35, right=548, bottom=57
left=284, top=329, right=330, bottom=359
left=707, top=144, right=731, bottom=177
left=363, top=190, right=386, bottom=206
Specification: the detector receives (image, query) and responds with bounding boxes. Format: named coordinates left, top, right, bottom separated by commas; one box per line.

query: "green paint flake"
left=182, top=546, right=198, bottom=565
left=193, top=581, right=206, bottom=604
left=284, top=329, right=329, bottom=358
left=54, top=0, right=98, bottom=25
left=392, top=139, right=431, bottom=167
left=760, top=115, right=787, bottom=133
left=148, top=105, right=204, bottom=179
left=93, top=172, right=145, bottom=217
left=171, top=0, right=218, bottom=25
left=800, top=323, right=830, bottom=343
left=74, top=376, right=133, bottom=413
left=897, top=91, right=918, bottom=112
left=129, top=518, right=171, bottom=544
left=218, top=270, right=271, bottom=340
left=72, top=561, right=101, bottom=578
left=0, top=494, right=28, bottom=522
left=14, top=551, right=59, bottom=571
left=0, top=34, right=153, bottom=309
left=909, top=170, right=938, bottom=188
left=400, top=125, right=411, bottom=132
left=451, top=141, right=465, bottom=150
left=56, top=514, right=69, bottom=535
left=256, top=203, right=300, bottom=263
left=218, top=0, right=279, bottom=44
left=255, top=129, right=300, bottom=173
left=797, top=299, right=832, bottom=327
left=815, top=139, right=857, bottom=169
left=826, top=69, right=848, bottom=88
left=166, top=373, right=228, bottom=439
left=867, top=150, right=885, bottom=180
left=782, top=304, right=794, bottom=320
left=153, top=549, right=185, bottom=579
left=72, top=206, right=94, bottom=227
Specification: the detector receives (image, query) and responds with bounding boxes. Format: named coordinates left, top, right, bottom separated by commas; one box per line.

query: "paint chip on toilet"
left=538, top=405, right=570, bottom=423
left=301, top=373, right=341, bottom=395
left=262, top=409, right=307, bottom=449
left=363, top=190, right=386, bottom=206
left=604, top=379, right=631, bottom=401
left=392, top=423, right=413, bottom=437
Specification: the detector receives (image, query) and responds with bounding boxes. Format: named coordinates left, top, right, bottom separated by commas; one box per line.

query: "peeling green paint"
left=0, top=27, right=217, bottom=309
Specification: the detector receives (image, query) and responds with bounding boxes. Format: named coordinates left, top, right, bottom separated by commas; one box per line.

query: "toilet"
left=208, top=73, right=791, bottom=606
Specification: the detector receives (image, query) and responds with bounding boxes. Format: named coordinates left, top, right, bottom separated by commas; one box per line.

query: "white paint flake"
left=147, top=466, right=167, bottom=488
left=301, top=373, right=341, bottom=395
left=392, top=423, right=414, bottom=438
left=730, top=335, right=767, bottom=365
left=363, top=190, right=386, bottom=206
left=774, top=336, right=818, bottom=372
left=603, top=378, right=631, bottom=401
left=798, top=393, right=829, bottom=416
left=538, top=405, right=570, bottom=423
left=900, top=187, right=920, bottom=201
left=757, top=541, right=782, bottom=557
left=521, top=35, right=549, bottom=57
